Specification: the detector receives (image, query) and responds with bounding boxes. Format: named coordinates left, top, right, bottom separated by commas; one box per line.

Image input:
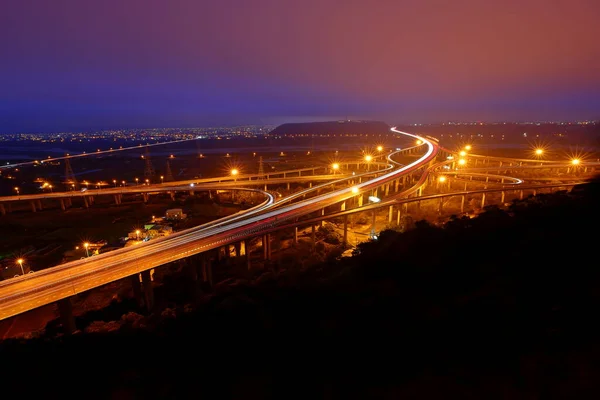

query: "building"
left=165, top=208, right=186, bottom=220
left=144, top=224, right=173, bottom=239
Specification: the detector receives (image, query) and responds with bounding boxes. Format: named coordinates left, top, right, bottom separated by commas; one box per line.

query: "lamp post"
left=17, top=258, right=25, bottom=275
left=332, top=163, right=340, bottom=174
left=364, top=155, right=372, bottom=171
left=231, top=168, right=239, bottom=182
left=14, top=187, right=19, bottom=195
left=135, top=178, right=139, bottom=186
left=136, top=230, right=141, bottom=241
left=113, top=179, right=117, bottom=187
left=84, top=242, right=90, bottom=257
left=160, top=175, right=164, bottom=184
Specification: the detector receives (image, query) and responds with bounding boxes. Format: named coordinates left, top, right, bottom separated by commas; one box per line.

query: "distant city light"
left=535, top=148, right=543, bottom=155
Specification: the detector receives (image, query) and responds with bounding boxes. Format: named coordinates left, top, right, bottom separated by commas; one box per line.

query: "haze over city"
left=2, top=0, right=600, bottom=133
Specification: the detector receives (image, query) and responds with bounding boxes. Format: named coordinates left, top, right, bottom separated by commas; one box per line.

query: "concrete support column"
left=311, top=225, right=316, bottom=249
left=60, top=198, right=66, bottom=211
left=501, top=191, right=505, bottom=203
left=131, top=273, right=143, bottom=307
left=320, top=208, right=325, bottom=227
left=0, top=203, right=6, bottom=215
left=66, top=198, right=72, bottom=207
left=461, top=195, right=466, bottom=213
left=30, top=201, right=37, bottom=213
left=141, top=269, right=154, bottom=311
left=143, top=193, right=149, bottom=203
left=519, top=190, right=524, bottom=200
left=294, top=227, right=298, bottom=244
left=397, top=207, right=402, bottom=225
left=480, top=193, right=486, bottom=209
left=343, top=215, right=348, bottom=246
left=340, top=201, right=346, bottom=211
left=36, top=199, right=42, bottom=210
left=388, top=205, right=393, bottom=223
left=439, top=198, right=444, bottom=215
left=287, top=182, right=290, bottom=190
left=309, top=182, right=312, bottom=188
left=395, top=179, right=399, bottom=193
left=532, top=189, right=537, bottom=196
left=385, top=184, right=390, bottom=196
left=83, top=196, right=89, bottom=208
left=358, top=195, right=363, bottom=207
left=57, top=297, right=76, bottom=334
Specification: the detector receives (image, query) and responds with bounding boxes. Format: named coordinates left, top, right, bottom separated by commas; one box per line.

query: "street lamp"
left=438, top=176, right=447, bottom=183
left=84, top=242, right=90, bottom=257
left=145, top=178, right=149, bottom=185
left=231, top=168, right=239, bottom=176
left=464, top=145, right=472, bottom=151
left=458, top=159, right=467, bottom=166
left=16, top=258, right=25, bottom=275
left=376, top=145, right=383, bottom=152
left=160, top=175, right=164, bottom=184
left=332, top=163, right=340, bottom=174
left=135, top=178, right=139, bottom=185
left=351, top=186, right=359, bottom=194
left=459, top=150, right=467, bottom=157
left=571, top=158, right=580, bottom=165
left=113, top=179, right=117, bottom=187
left=416, top=140, right=422, bottom=145
left=14, top=187, right=19, bottom=195
left=135, top=230, right=141, bottom=241
left=364, top=154, right=372, bottom=171
left=48, top=184, right=53, bottom=192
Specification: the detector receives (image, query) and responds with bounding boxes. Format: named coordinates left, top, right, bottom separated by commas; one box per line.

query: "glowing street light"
left=48, top=184, right=53, bottom=192
left=464, top=145, right=472, bottom=151
left=364, top=154, right=373, bottom=171
left=376, top=145, right=383, bottom=152
left=16, top=258, right=25, bottom=275
left=332, top=163, right=340, bottom=173
left=458, top=159, right=467, bottom=166
left=135, top=230, right=141, bottom=241
left=135, top=178, right=139, bottom=185
left=571, top=158, right=580, bottom=165
left=145, top=178, right=149, bottom=185
left=84, top=242, right=90, bottom=257
left=459, top=150, right=467, bottom=157
left=113, top=179, right=117, bottom=187
left=231, top=168, right=239, bottom=176
left=14, top=187, right=19, bottom=195
left=351, top=186, right=359, bottom=194
left=416, top=140, right=422, bottom=145
left=160, top=175, right=164, bottom=183
left=438, top=176, right=447, bottom=182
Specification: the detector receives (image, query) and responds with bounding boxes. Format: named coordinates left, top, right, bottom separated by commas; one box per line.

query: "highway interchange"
left=0, top=128, right=597, bottom=321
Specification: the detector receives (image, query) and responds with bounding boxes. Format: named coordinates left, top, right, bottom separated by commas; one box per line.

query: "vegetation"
left=2, top=178, right=600, bottom=398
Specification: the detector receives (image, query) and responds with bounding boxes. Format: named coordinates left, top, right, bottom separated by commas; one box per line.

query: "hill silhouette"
left=269, top=120, right=390, bottom=136
left=2, top=178, right=600, bottom=398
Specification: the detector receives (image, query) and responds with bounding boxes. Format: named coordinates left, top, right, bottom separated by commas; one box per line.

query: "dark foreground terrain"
left=2, top=178, right=600, bottom=399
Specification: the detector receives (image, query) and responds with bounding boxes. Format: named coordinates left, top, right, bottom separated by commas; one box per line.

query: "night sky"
left=1, top=0, right=599, bottom=133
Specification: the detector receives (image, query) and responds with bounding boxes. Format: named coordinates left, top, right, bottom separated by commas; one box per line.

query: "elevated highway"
left=0, top=128, right=436, bottom=320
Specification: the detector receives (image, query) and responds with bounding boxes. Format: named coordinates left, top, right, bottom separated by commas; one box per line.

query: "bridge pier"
left=57, top=297, right=76, bottom=334
left=30, top=201, right=37, bottom=213
left=83, top=196, right=89, bottom=208
left=501, top=191, right=505, bottom=203
left=142, top=193, right=149, bottom=203
left=311, top=225, right=316, bottom=249
left=343, top=215, right=348, bottom=246
left=287, top=182, right=290, bottom=190
left=320, top=208, right=325, bottom=227
left=60, top=198, right=66, bottom=211
left=397, top=206, right=402, bottom=225
left=480, top=193, right=486, bottom=208
left=385, top=184, right=389, bottom=196
left=520, top=190, right=524, bottom=200
left=461, top=195, right=465, bottom=213
left=340, top=201, right=346, bottom=211
left=294, top=227, right=298, bottom=244
left=141, top=269, right=154, bottom=311
left=388, top=205, right=393, bottom=223
left=0, top=204, right=5, bottom=216
left=395, top=179, right=399, bottom=193
left=439, top=198, right=444, bottom=215
left=262, top=234, right=271, bottom=261
left=130, top=273, right=143, bottom=307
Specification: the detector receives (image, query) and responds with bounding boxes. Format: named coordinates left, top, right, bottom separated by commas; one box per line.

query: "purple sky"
left=1, top=0, right=600, bottom=132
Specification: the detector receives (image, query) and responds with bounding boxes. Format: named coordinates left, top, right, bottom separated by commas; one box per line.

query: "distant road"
left=0, top=137, right=202, bottom=170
